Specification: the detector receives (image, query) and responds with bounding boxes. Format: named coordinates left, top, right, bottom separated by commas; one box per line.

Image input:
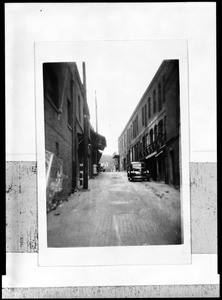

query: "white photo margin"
left=35, top=40, right=191, bottom=267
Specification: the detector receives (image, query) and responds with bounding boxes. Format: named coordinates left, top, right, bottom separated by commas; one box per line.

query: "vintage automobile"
left=127, top=161, right=150, bottom=182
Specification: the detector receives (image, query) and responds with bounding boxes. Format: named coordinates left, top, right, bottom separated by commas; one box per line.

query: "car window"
left=131, top=163, right=146, bottom=170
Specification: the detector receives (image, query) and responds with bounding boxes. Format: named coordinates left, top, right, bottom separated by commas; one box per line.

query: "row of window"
left=119, top=116, right=166, bottom=156
left=142, top=77, right=165, bottom=127
left=43, top=63, right=83, bottom=129
left=119, top=77, right=166, bottom=153
left=142, top=117, right=166, bottom=148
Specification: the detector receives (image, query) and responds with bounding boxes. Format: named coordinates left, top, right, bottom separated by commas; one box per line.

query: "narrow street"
left=47, top=172, right=182, bottom=247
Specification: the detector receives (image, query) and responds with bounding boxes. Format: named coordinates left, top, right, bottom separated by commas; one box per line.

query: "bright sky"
left=74, top=41, right=177, bottom=156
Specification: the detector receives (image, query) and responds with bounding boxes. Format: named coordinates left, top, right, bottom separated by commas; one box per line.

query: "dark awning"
left=90, top=129, right=106, bottom=151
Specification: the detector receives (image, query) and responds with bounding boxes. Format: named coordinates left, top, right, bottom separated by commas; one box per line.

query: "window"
left=162, top=75, right=166, bottom=103
left=142, top=136, right=146, bottom=149
left=142, top=107, right=144, bottom=126
left=128, top=128, right=130, bottom=144
left=148, top=97, right=151, bottom=119
left=146, top=133, right=149, bottom=146
left=43, top=63, right=59, bottom=109
left=154, top=125, right=158, bottom=141
left=144, top=104, right=147, bottom=126
left=150, top=129, right=153, bottom=144
left=153, top=89, right=156, bottom=114
left=67, top=97, right=72, bottom=126
left=136, top=116, right=139, bottom=134
left=158, top=120, right=163, bottom=137
left=133, top=120, right=135, bottom=138
left=158, top=82, right=162, bottom=111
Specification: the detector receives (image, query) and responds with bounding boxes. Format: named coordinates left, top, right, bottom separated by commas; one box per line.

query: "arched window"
left=154, top=125, right=158, bottom=141
left=142, top=135, right=146, bottom=149
left=158, top=120, right=163, bottom=137
left=148, top=97, right=151, bottom=118
left=144, top=104, right=147, bottom=126
left=162, top=75, right=166, bottom=103
left=150, top=129, right=153, bottom=144
left=153, top=89, right=156, bottom=114
left=158, top=82, right=162, bottom=111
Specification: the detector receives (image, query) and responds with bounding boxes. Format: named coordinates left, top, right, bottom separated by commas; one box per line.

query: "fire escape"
left=139, top=132, right=166, bottom=160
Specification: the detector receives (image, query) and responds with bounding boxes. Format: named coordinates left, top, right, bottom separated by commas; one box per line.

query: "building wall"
left=164, top=61, right=180, bottom=186
left=118, top=60, right=180, bottom=187
left=43, top=62, right=105, bottom=203
left=44, top=63, right=73, bottom=201
left=44, top=63, right=87, bottom=207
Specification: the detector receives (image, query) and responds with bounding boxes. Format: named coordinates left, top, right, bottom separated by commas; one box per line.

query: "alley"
left=47, top=172, right=182, bottom=247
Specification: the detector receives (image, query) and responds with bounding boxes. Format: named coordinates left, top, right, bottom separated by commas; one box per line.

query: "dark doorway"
left=146, top=156, right=157, bottom=181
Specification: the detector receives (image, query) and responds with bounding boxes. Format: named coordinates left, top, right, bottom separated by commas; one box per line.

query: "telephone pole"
left=95, top=91, right=98, bottom=166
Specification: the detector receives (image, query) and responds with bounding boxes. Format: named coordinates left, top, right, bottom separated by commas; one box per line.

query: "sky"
left=71, top=40, right=181, bottom=156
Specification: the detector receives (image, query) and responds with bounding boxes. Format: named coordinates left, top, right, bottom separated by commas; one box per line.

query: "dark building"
left=43, top=62, right=106, bottom=211
left=118, top=60, right=180, bottom=187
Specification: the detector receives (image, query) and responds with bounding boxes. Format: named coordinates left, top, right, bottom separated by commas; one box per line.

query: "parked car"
left=127, top=161, right=150, bottom=182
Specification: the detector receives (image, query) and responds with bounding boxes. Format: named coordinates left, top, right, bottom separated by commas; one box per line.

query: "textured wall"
left=2, top=285, right=220, bottom=298
left=4, top=161, right=218, bottom=297
left=6, top=162, right=38, bottom=253
left=190, top=163, right=217, bottom=253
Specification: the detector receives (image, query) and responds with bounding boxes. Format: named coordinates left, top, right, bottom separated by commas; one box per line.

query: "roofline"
left=118, top=59, right=176, bottom=141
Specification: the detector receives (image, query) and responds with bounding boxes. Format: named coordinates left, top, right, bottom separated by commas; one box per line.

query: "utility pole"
left=95, top=91, right=98, bottom=166
left=83, top=62, right=89, bottom=189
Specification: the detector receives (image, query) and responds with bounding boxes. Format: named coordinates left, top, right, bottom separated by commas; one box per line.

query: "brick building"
left=43, top=62, right=106, bottom=211
left=118, top=60, right=180, bottom=187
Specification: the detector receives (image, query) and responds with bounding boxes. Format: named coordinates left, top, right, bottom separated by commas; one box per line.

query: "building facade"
left=118, top=60, right=180, bottom=187
left=43, top=62, right=106, bottom=211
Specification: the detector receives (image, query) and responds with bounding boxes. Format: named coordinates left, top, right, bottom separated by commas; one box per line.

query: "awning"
left=146, top=151, right=157, bottom=159
left=155, top=150, right=164, bottom=158
left=90, top=129, right=106, bottom=151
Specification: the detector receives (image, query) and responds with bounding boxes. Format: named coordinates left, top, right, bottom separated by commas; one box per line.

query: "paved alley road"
left=47, top=172, right=182, bottom=247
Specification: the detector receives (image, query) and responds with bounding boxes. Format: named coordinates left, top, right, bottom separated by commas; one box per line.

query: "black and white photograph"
left=35, top=40, right=191, bottom=266
left=43, top=59, right=182, bottom=248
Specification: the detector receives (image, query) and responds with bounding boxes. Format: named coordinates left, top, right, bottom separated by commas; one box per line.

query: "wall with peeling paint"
left=4, top=161, right=218, bottom=298
left=6, top=162, right=38, bottom=253
left=2, top=284, right=220, bottom=298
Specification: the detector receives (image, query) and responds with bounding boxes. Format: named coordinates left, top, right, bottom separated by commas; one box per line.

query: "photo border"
left=35, top=40, right=191, bottom=267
